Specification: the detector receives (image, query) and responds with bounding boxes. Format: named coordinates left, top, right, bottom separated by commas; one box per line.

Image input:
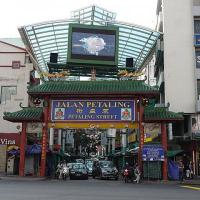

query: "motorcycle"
left=62, top=166, right=69, bottom=180
left=123, top=169, right=133, bottom=183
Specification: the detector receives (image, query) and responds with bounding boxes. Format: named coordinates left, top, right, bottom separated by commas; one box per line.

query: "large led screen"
left=67, top=24, right=119, bottom=66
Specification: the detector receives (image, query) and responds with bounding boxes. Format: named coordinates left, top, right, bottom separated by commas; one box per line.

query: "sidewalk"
left=180, top=178, right=200, bottom=185
left=142, top=177, right=200, bottom=185
left=0, top=173, right=47, bottom=181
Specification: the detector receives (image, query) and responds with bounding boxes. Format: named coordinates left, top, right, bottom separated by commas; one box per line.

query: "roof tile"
left=144, top=106, right=184, bottom=122
left=3, top=107, right=43, bottom=122
left=28, top=80, right=159, bottom=96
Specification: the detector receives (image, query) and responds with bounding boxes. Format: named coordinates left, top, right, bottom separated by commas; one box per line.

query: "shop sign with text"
left=51, top=100, right=135, bottom=121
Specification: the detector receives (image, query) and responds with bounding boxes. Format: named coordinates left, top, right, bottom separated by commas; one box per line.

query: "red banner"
left=0, top=133, right=20, bottom=146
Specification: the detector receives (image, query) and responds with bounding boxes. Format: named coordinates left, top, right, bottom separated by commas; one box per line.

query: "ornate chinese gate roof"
left=28, top=80, right=159, bottom=97
left=3, top=105, right=183, bottom=123
left=3, top=107, right=43, bottom=122
left=144, top=106, right=184, bottom=122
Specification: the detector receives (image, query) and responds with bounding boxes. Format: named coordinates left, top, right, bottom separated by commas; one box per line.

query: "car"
left=85, top=159, right=94, bottom=176
left=92, top=160, right=118, bottom=180
left=75, top=159, right=84, bottom=164
left=69, top=163, right=88, bottom=180
left=67, top=163, right=73, bottom=170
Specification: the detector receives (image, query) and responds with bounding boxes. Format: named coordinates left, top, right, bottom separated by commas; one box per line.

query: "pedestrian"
left=178, top=160, right=184, bottom=182
left=182, top=154, right=189, bottom=179
left=188, top=161, right=194, bottom=179
left=134, top=163, right=141, bottom=184
left=56, top=161, right=62, bottom=179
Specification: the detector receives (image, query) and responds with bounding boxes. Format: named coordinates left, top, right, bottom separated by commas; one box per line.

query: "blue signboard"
left=51, top=100, right=135, bottom=121
left=142, top=145, right=165, bottom=161
left=194, top=34, right=200, bottom=46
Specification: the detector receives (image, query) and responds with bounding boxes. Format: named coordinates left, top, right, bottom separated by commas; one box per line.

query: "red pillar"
left=138, top=100, right=144, bottom=171
left=19, top=122, right=26, bottom=176
left=161, top=122, right=168, bottom=181
left=40, top=98, right=49, bottom=177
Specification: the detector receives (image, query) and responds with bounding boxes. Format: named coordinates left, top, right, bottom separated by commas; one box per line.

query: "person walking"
left=134, top=163, right=141, bottom=184
left=178, top=160, right=184, bottom=182
left=188, top=161, right=194, bottom=179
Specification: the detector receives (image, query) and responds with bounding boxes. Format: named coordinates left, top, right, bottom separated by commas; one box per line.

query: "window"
left=184, top=115, right=189, bottom=133
left=0, top=86, right=17, bottom=104
left=195, top=50, right=200, bottom=68
left=12, top=61, right=21, bottom=69
left=197, top=80, right=200, bottom=99
left=194, top=19, right=200, bottom=34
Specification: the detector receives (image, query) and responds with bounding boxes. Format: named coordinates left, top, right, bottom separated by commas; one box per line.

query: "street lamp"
left=121, top=129, right=127, bottom=167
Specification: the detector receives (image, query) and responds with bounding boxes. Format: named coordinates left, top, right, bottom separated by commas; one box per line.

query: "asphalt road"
left=0, top=178, right=199, bottom=200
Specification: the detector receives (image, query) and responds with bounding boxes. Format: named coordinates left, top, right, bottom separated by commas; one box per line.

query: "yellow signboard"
left=48, top=122, right=138, bottom=129
left=144, top=123, right=161, bottom=143
left=128, top=134, right=136, bottom=143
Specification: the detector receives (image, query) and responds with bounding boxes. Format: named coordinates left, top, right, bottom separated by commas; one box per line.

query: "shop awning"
left=167, top=150, right=184, bottom=158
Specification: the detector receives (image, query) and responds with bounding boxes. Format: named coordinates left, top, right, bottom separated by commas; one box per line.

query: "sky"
left=0, top=0, right=158, bottom=38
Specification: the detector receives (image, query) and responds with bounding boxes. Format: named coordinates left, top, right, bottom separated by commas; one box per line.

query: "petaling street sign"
left=51, top=100, right=135, bottom=122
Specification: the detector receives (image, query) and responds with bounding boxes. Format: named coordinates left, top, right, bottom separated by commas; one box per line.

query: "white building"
left=152, top=0, right=200, bottom=175
left=0, top=39, right=33, bottom=137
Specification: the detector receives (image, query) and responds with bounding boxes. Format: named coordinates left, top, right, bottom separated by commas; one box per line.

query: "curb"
left=0, top=176, right=47, bottom=181
left=142, top=180, right=200, bottom=185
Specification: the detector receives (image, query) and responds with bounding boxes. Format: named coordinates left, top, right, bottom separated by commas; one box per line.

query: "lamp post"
left=121, top=129, right=127, bottom=168
left=107, top=129, right=116, bottom=156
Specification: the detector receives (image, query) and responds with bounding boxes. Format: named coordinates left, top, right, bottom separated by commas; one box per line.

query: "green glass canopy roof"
left=18, top=5, right=160, bottom=76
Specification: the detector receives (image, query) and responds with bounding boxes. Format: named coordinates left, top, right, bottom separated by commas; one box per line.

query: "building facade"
left=153, top=0, right=200, bottom=175
left=0, top=39, right=33, bottom=173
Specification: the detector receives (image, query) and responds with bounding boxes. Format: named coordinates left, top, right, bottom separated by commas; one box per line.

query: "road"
left=0, top=178, right=199, bottom=200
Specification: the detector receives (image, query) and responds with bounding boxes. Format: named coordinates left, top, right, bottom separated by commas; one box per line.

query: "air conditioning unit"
left=155, top=103, right=170, bottom=108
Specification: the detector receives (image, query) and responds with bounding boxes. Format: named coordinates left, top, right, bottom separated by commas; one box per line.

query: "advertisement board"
left=67, top=24, right=119, bottom=66
left=192, top=114, right=200, bottom=139
left=142, top=145, right=164, bottom=161
left=51, top=100, right=135, bottom=122
left=0, top=133, right=20, bottom=146
left=144, top=123, right=161, bottom=143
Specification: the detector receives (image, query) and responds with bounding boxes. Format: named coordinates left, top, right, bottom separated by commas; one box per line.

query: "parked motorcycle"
left=62, top=166, right=69, bottom=180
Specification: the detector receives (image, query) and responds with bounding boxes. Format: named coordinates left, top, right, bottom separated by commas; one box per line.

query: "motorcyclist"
left=123, top=162, right=133, bottom=182
left=61, top=161, right=69, bottom=180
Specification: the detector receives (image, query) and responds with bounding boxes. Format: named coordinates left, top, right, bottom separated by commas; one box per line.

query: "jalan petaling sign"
left=51, top=100, right=135, bottom=121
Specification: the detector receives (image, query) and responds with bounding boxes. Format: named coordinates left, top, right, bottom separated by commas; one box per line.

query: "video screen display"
left=68, top=24, right=118, bottom=66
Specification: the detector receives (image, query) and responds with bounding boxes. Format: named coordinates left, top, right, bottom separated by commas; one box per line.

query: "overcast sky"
left=0, top=0, right=158, bottom=38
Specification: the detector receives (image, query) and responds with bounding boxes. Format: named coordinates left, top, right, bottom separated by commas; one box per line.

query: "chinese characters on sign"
left=51, top=100, right=135, bottom=121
